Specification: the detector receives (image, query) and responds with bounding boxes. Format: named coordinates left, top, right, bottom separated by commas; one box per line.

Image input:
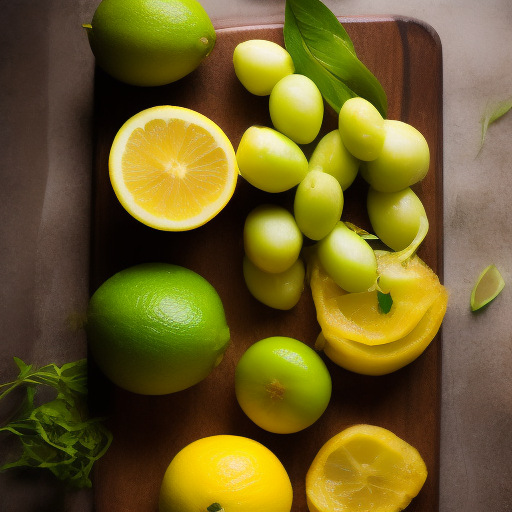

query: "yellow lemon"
left=84, top=0, right=216, bottom=87
left=306, top=425, right=427, bottom=512
left=109, top=106, right=238, bottom=231
left=159, top=435, right=293, bottom=512
left=308, top=251, right=446, bottom=345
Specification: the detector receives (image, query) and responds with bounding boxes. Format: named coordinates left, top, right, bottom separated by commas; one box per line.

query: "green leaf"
left=284, top=0, right=387, bottom=117
left=377, top=291, right=393, bottom=314
left=480, top=97, right=512, bottom=149
left=0, top=358, right=112, bottom=488
left=345, top=222, right=379, bottom=240
left=207, top=504, right=224, bottom=512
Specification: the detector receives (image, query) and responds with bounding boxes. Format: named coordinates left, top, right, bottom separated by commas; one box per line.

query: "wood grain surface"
left=89, top=16, right=443, bottom=512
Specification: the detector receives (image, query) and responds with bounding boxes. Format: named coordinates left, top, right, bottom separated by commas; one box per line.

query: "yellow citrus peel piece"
left=316, top=289, right=448, bottom=375
left=308, top=251, right=447, bottom=345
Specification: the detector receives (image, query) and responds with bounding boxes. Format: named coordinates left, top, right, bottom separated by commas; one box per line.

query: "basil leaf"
left=284, top=0, right=387, bottom=117
left=480, top=97, right=512, bottom=149
left=377, top=291, right=393, bottom=314
left=284, top=1, right=356, bottom=113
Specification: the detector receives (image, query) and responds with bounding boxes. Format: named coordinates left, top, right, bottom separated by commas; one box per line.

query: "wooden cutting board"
left=89, top=16, right=443, bottom=512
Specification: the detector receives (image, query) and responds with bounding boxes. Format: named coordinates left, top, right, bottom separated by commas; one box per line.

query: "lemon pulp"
left=306, top=425, right=427, bottom=512
left=109, top=106, right=238, bottom=231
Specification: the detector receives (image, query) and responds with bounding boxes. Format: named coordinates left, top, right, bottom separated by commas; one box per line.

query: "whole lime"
left=235, top=336, right=332, bottom=434
left=86, top=263, right=230, bottom=395
left=84, top=0, right=216, bottom=86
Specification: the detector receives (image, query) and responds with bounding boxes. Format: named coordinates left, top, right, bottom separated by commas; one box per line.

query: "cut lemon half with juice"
left=308, top=251, right=447, bottom=346
left=109, top=106, right=238, bottom=231
left=306, top=424, right=427, bottom=512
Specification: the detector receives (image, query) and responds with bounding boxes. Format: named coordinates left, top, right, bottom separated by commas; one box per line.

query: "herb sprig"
left=0, top=358, right=112, bottom=488
left=284, top=0, right=387, bottom=117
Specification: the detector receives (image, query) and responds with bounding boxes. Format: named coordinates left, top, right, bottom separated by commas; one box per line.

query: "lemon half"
left=109, top=106, right=238, bottom=231
left=306, top=425, right=427, bottom=512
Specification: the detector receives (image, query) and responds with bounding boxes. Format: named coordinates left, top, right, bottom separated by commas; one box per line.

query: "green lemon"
left=86, top=263, right=230, bottom=395
left=84, top=0, right=216, bottom=86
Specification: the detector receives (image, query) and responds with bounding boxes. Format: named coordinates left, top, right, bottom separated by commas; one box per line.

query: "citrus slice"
left=306, top=425, right=427, bottom=512
left=316, top=289, right=448, bottom=375
left=308, top=251, right=446, bottom=345
left=109, top=106, right=238, bottom=231
left=470, top=264, right=505, bottom=311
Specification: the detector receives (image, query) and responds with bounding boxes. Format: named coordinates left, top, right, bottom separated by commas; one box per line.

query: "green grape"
left=294, top=170, right=343, bottom=241
left=243, top=255, right=305, bottom=310
left=317, top=221, right=377, bottom=293
left=233, top=39, right=295, bottom=96
left=308, top=130, right=360, bottom=191
left=244, top=204, right=303, bottom=273
left=338, top=97, right=385, bottom=161
left=269, top=74, right=324, bottom=145
left=367, top=186, right=428, bottom=251
left=360, top=120, right=430, bottom=193
left=236, top=126, right=308, bottom=193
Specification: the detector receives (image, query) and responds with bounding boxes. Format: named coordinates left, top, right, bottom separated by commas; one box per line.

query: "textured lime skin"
left=86, top=263, right=230, bottom=395
left=235, top=337, right=332, bottom=434
left=85, top=0, right=216, bottom=86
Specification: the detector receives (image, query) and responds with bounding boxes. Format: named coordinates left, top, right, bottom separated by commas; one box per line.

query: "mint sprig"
left=0, top=358, right=112, bottom=488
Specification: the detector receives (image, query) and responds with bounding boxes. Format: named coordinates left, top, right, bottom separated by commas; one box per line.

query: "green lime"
left=86, top=263, right=230, bottom=394
left=470, top=264, right=505, bottom=312
left=84, top=0, right=216, bottom=86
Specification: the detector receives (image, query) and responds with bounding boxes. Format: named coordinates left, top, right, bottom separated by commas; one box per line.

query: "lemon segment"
left=318, top=288, right=448, bottom=375
left=109, top=106, right=238, bottom=231
left=470, top=264, right=505, bottom=311
left=308, top=251, right=446, bottom=345
left=306, top=425, right=427, bottom=512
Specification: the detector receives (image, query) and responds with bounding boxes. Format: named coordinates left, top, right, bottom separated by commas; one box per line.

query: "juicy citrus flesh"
left=306, top=425, right=427, bottom=512
left=159, top=435, right=293, bottom=512
left=86, top=263, right=231, bottom=395
left=109, top=106, right=238, bottom=231
left=308, top=251, right=447, bottom=345
left=470, top=264, right=505, bottom=311
left=317, top=289, right=448, bottom=375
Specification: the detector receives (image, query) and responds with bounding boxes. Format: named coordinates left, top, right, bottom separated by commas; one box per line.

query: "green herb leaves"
left=0, top=358, right=112, bottom=488
left=377, top=291, right=393, bottom=314
left=284, top=0, right=387, bottom=117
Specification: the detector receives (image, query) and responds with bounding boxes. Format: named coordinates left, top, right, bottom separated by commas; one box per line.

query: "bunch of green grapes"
left=233, top=39, right=430, bottom=307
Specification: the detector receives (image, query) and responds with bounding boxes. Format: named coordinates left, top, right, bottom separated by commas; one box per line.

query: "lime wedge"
left=470, top=264, right=505, bottom=311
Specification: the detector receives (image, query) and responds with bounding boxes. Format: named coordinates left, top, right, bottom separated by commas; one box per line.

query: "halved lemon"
left=308, top=251, right=446, bottom=345
left=470, top=264, right=505, bottom=311
left=306, top=424, right=427, bottom=512
left=109, top=106, right=238, bottom=231
left=316, top=290, right=448, bottom=376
